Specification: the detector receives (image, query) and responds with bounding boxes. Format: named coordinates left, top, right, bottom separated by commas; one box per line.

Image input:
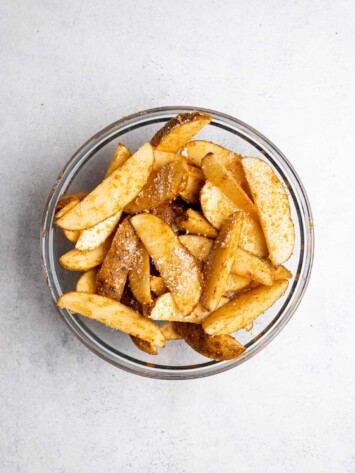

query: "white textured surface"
left=1, top=1, right=354, bottom=472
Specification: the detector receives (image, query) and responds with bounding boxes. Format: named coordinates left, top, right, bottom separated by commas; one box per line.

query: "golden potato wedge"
left=55, top=192, right=87, bottom=217
left=96, top=219, right=139, bottom=302
left=76, top=269, right=98, bottom=294
left=274, top=265, right=292, bottom=280
left=180, top=165, right=205, bottom=204
left=224, top=273, right=252, bottom=296
left=151, top=201, right=185, bottom=230
left=175, top=209, right=218, bottom=238
left=160, top=322, right=182, bottom=340
left=173, top=322, right=246, bottom=361
left=105, top=143, right=131, bottom=178
left=130, top=336, right=158, bottom=355
left=153, top=150, right=178, bottom=169
left=149, top=292, right=229, bottom=323
left=125, top=158, right=188, bottom=214
left=75, top=211, right=122, bottom=251
left=239, top=212, right=268, bottom=257
left=181, top=140, right=250, bottom=195
left=150, top=276, right=168, bottom=296
left=59, top=237, right=112, bottom=271
left=178, top=235, right=213, bottom=261
left=200, top=212, right=244, bottom=311
left=57, top=292, right=165, bottom=347
left=63, top=229, right=81, bottom=243
left=232, top=248, right=274, bottom=286
left=202, top=154, right=257, bottom=220
left=131, top=214, right=202, bottom=315
left=242, top=157, right=295, bottom=265
left=150, top=112, right=212, bottom=153
left=203, top=279, right=289, bottom=335
left=56, top=142, right=154, bottom=230
left=128, top=239, right=152, bottom=305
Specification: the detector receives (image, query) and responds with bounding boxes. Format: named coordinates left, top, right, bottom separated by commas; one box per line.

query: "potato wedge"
left=203, top=279, right=289, bottom=335
left=56, top=142, right=154, bottom=230
left=131, top=214, right=202, bottom=315
left=75, top=211, right=122, bottom=251
left=59, top=238, right=111, bottom=271
left=57, top=292, right=165, bottom=347
left=274, top=265, right=292, bottom=280
left=76, top=269, right=98, bottom=294
left=149, top=292, right=229, bottom=323
left=160, top=322, right=182, bottom=340
left=150, top=112, right=212, bottom=153
left=180, top=165, right=205, bottom=204
left=150, top=276, right=168, bottom=296
left=63, top=229, right=81, bottom=243
left=232, top=248, right=274, bottom=286
left=181, top=140, right=250, bottom=195
left=125, top=158, right=188, bottom=214
left=153, top=150, right=178, bottom=169
left=242, top=157, right=295, bottom=265
left=178, top=235, right=213, bottom=261
left=202, top=154, right=257, bottom=220
left=105, top=143, right=131, bottom=178
left=224, top=273, right=251, bottom=296
left=96, top=219, right=139, bottom=302
left=173, top=323, right=245, bottom=360
left=175, top=209, right=218, bottom=238
left=151, top=201, right=185, bottom=230
left=128, top=239, right=152, bottom=305
left=200, top=212, right=244, bottom=311
left=55, top=192, right=87, bottom=217
left=200, top=182, right=267, bottom=256
left=130, top=336, right=158, bottom=355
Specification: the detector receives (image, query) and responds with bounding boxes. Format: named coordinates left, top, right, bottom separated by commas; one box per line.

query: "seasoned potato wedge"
left=128, top=239, right=152, bottom=305
left=76, top=269, right=98, bottom=294
left=59, top=238, right=111, bottom=271
left=180, top=165, right=205, bottom=204
left=130, top=336, right=158, bottom=355
left=63, top=229, right=81, bottom=243
left=203, top=279, right=289, bottom=335
left=242, top=157, right=295, bottom=265
left=181, top=140, right=250, bottom=195
left=161, top=322, right=182, bottom=340
left=150, top=276, right=168, bottom=296
left=56, top=143, right=154, bottom=230
left=55, top=192, right=87, bottom=218
left=153, top=150, right=178, bottom=169
left=224, top=273, right=252, bottom=296
left=175, top=209, right=218, bottom=238
left=151, top=201, right=185, bottom=229
left=96, top=219, right=139, bottom=302
left=178, top=235, right=213, bottom=261
left=202, top=154, right=257, bottom=219
left=105, top=143, right=131, bottom=178
left=200, top=212, right=244, bottom=311
left=125, top=158, right=188, bottom=214
left=57, top=292, right=165, bottom=347
left=173, top=323, right=246, bottom=360
left=150, top=112, right=212, bottom=153
left=274, top=265, right=292, bottom=280
left=131, top=214, right=202, bottom=315
left=232, top=248, right=274, bottom=286
left=75, top=211, right=122, bottom=251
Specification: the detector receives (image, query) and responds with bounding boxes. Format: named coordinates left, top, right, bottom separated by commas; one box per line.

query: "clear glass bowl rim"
left=40, top=106, right=314, bottom=380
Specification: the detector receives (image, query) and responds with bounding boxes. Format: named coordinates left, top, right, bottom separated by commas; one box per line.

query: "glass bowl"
left=40, top=106, right=314, bottom=380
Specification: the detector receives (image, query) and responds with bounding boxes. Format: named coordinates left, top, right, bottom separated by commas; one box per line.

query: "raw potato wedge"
left=105, top=144, right=131, bottom=178
left=125, top=158, right=188, bottom=213
left=180, top=165, right=205, bottom=204
left=203, top=279, right=289, bottom=335
left=150, top=276, right=168, bottom=296
left=96, top=219, right=139, bottom=302
left=202, top=154, right=258, bottom=220
left=59, top=238, right=112, bottom=271
left=128, top=239, right=152, bottom=305
left=175, top=209, right=218, bottom=238
left=161, top=322, right=182, bottom=340
left=274, top=265, right=292, bottom=280
left=232, top=248, right=274, bottom=286
left=76, top=269, right=98, bottom=294
left=57, top=292, right=165, bottom=347
left=55, top=192, right=87, bottom=217
left=200, top=182, right=268, bottom=256
left=75, top=211, right=122, bottom=251
left=149, top=292, right=229, bottom=323
left=179, top=235, right=213, bottom=261
left=56, top=143, right=154, bottom=230
left=181, top=140, right=250, bottom=195
left=130, top=336, right=158, bottom=355
left=150, top=112, right=212, bottom=153
left=242, top=157, right=295, bottom=265
left=173, top=323, right=246, bottom=361
left=200, top=212, right=244, bottom=312
left=131, top=214, right=202, bottom=315
left=64, top=229, right=81, bottom=243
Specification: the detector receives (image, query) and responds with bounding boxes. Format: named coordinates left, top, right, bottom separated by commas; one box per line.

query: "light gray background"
left=1, top=1, right=354, bottom=472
